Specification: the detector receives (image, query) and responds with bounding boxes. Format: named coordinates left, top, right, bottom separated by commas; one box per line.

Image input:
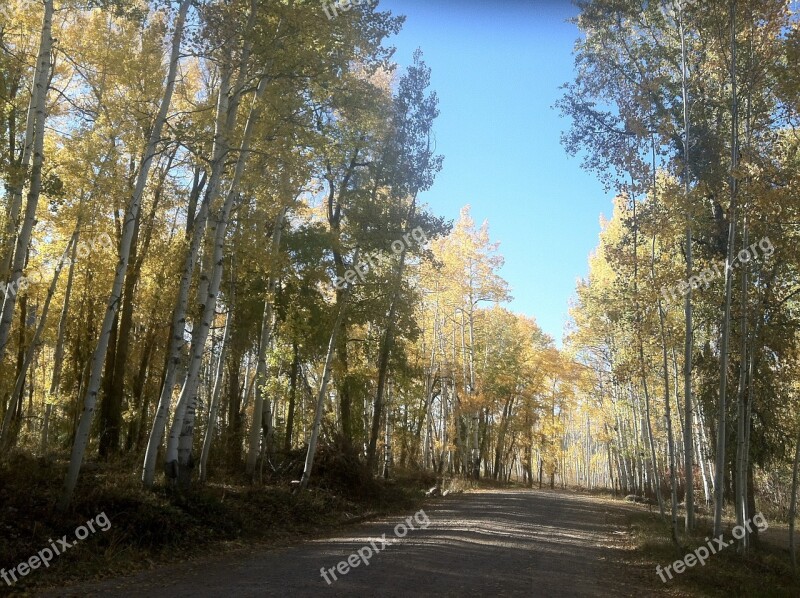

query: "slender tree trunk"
left=670, top=348, right=685, bottom=474
left=696, top=415, right=711, bottom=504
left=382, top=385, right=392, bottom=478
left=698, top=400, right=715, bottom=500
left=678, top=1, right=696, bottom=533
left=40, top=404, right=52, bottom=455
left=493, top=396, right=515, bottom=480
left=735, top=223, right=749, bottom=551
left=0, top=0, right=54, bottom=361
left=539, top=454, right=543, bottom=489
left=43, top=223, right=80, bottom=456
left=0, top=0, right=50, bottom=283
left=421, top=308, right=439, bottom=469
left=246, top=206, right=288, bottom=476
left=742, top=314, right=759, bottom=526
left=167, top=73, right=271, bottom=489
left=50, top=230, right=79, bottom=390
left=141, top=62, right=229, bottom=489
left=14, top=294, right=27, bottom=429
left=1, top=236, right=74, bottom=448
left=167, top=203, right=231, bottom=489
left=631, top=388, right=645, bottom=495
left=99, top=310, right=119, bottom=453
left=101, top=156, right=172, bottom=458
left=225, top=348, right=244, bottom=466
left=652, top=233, right=679, bottom=542
left=714, top=0, right=739, bottom=538
left=367, top=244, right=408, bottom=470
left=336, top=333, right=353, bottom=444
left=199, top=310, right=231, bottom=483
left=632, top=194, right=664, bottom=515
left=284, top=341, right=299, bottom=453
left=298, top=286, right=353, bottom=491
left=59, top=0, right=191, bottom=510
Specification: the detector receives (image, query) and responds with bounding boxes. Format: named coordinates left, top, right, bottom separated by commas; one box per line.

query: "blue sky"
left=380, top=0, right=614, bottom=345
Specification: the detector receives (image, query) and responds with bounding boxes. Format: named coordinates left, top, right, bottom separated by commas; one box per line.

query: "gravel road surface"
left=42, top=489, right=662, bottom=597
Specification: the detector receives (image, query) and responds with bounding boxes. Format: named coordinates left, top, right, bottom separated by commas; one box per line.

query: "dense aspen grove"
left=3, top=0, right=800, bottom=567
left=561, top=0, right=800, bottom=556
left=0, top=0, right=576, bottom=509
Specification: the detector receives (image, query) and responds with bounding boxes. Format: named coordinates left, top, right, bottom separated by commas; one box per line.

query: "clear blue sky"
left=380, top=0, right=613, bottom=345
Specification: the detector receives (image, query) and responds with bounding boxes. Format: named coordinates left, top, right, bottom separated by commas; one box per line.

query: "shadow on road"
left=45, top=489, right=661, bottom=597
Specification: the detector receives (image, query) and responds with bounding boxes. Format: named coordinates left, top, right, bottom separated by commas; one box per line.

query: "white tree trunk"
left=0, top=0, right=54, bottom=360
left=58, top=0, right=191, bottom=510
left=696, top=416, right=711, bottom=504
left=198, top=310, right=231, bottom=483
left=678, top=3, right=695, bottom=531
left=161, top=5, right=259, bottom=484
left=141, top=62, right=232, bottom=489
left=735, top=225, right=749, bottom=551
left=0, top=0, right=50, bottom=283
left=50, top=226, right=79, bottom=399
left=166, top=201, right=232, bottom=489
left=42, top=224, right=80, bottom=457
left=166, top=75, right=270, bottom=488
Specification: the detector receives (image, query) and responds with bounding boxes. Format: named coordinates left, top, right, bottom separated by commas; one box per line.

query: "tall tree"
left=59, top=0, right=192, bottom=509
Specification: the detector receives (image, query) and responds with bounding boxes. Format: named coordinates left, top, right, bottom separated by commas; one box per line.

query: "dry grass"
left=625, top=509, right=800, bottom=597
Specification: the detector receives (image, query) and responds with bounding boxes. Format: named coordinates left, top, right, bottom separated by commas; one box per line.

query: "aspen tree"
left=0, top=0, right=54, bottom=360
left=59, top=0, right=191, bottom=509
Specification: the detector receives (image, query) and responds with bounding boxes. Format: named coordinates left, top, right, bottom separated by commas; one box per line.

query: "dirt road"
left=42, top=489, right=664, bottom=597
